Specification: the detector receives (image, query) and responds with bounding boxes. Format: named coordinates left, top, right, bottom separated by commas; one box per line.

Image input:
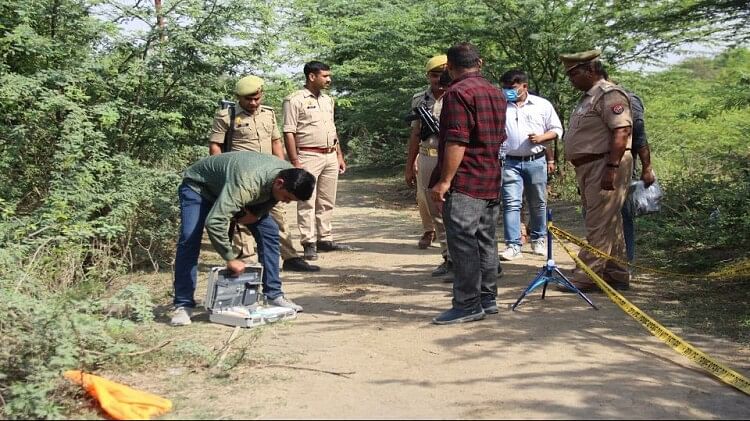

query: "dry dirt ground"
left=115, top=174, right=749, bottom=419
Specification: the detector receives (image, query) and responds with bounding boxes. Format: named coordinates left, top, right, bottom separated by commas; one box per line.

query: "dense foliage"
left=617, top=49, right=750, bottom=270
left=0, top=0, right=280, bottom=417
left=285, top=0, right=728, bottom=165
left=0, top=0, right=747, bottom=417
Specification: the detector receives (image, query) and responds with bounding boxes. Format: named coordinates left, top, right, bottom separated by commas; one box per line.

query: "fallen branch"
left=123, top=340, right=172, bottom=357
left=257, top=364, right=355, bottom=378
left=212, top=326, right=242, bottom=368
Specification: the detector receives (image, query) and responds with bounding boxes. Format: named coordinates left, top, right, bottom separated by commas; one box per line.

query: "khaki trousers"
left=572, top=154, right=633, bottom=284
left=297, top=150, right=339, bottom=244
left=232, top=202, right=299, bottom=262
left=416, top=153, right=449, bottom=259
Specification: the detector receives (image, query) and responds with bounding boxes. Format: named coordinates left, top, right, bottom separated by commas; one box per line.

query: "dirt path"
left=129, top=175, right=749, bottom=419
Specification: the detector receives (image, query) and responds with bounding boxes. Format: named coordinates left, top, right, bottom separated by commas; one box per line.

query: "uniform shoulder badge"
left=260, top=105, right=275, bottom=112
left=611, top=104, right=625, bottom=114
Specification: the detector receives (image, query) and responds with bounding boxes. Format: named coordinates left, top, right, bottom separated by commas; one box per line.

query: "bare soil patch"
left=103, top=171, right=749, bottom=419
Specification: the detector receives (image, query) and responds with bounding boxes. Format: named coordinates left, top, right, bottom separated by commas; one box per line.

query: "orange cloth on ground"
left=64, top=370, right=172, bottom=420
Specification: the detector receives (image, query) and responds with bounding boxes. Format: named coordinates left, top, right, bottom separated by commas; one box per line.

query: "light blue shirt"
left=501, top=94, right=563, bottom=158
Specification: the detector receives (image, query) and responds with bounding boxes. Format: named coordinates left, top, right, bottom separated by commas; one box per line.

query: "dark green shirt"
left=183, top=151, right=292, bottom=261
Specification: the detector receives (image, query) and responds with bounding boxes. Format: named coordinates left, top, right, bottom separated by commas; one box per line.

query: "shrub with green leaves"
left=0, top=0, right=281, bottom=416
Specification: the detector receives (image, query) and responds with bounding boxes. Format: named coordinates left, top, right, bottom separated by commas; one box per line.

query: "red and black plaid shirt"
left=436, top=72, right=506, bottom=199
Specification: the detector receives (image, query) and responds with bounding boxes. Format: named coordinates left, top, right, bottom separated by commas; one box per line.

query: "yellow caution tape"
left=548, top=224, right=750, bottom=280
left=550, top=228, right=750, bottom=396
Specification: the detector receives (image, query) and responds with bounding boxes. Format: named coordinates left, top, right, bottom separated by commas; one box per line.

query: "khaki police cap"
left=235, top=75, right=264, bottom=96
left=559, top=49, right=601, bottom=72
left=425, top=55, right=447, bottom=73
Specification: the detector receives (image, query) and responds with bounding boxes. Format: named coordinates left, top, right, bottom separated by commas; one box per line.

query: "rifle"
left=410, top=105, right=439, bottom=141
left=218, top=100, right=236, bottom=153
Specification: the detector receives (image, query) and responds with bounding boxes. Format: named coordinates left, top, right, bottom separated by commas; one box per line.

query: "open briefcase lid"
left=204, top=264, right=263, bottom=312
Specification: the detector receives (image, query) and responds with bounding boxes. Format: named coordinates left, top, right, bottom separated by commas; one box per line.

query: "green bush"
left=0, top=272, right=154, bottom=419
left=347, top=133, right=408, bottom=168
left=638, top=155, right=750, bottom=271
left=0, top=0, right=254, bottom=413
left=617, top=49, right=750, bottom=272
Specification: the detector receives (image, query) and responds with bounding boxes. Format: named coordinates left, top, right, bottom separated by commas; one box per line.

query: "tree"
left=283, top=0, right=738, bottom=166
left=0, top=0, right=288, bottom=416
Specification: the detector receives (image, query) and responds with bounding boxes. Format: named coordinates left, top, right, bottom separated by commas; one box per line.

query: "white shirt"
left=502, top=94, right=563, bottom=157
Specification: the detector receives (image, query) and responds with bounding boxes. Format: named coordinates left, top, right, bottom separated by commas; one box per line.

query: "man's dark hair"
left=589, top=60, right=607, bottom=77
left=500, top=69, right=529, bottom=85
left=439, top=69, right=452, bottom=87
left=446, top=43, right=481, bottom=69
left=304, top=61, right=330, bottom=79
left=278, top=168, right=316, bottom=200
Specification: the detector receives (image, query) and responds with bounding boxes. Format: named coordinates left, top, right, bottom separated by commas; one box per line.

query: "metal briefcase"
left=204, top=265, right=296, bottom=328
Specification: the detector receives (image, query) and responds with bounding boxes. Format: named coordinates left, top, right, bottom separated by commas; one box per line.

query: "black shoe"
left=611, top=282, right=630, bottom=291
left=481, top=297, right=499, bottom=314
left=431, top=260, right=453, bottom=277
left=302, top=243, right=318, bottom=261
left=316, top=240, right=354, bottom=252
left=432, top=306, right=485, bottom=325
left=603, top=275, right=630, bottom=291
left=283, top=257, right=320, bottom=272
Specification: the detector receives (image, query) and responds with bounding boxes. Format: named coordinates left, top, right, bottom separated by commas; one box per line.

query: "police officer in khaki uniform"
left=282, top=61, right=352, bottom=261
left=405, top=55, right=452, bottom=276
left=210, top=75, right=320, bottom=272
left=559, top=50, right=633, bottom=291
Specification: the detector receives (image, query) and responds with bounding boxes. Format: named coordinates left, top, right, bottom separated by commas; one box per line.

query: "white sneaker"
left=499, top=245, right=524, bottom=261
left=532, top=240, right=547, bottom=256
left=269, top=296, right=303, bottom=312
left=170, top=307, right=193, bottom=326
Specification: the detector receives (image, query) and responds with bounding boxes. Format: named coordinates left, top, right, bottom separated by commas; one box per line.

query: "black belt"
left=505, top=151, right=546, bottom=162
left=299, top=146, right=336, bottom=154
left=570, top=153, right=607, bottom=168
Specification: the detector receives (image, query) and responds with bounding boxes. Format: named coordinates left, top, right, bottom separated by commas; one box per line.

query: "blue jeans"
left=444, top=192, right=500, bottom=310
left=502, top=156, right=547, bottom=246
left=173, top=183, right=283, bottom=308
left=621, top=204, right=635, bottom=263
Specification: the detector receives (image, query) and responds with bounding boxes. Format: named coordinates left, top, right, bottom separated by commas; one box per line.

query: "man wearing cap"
left=209, top=75, right=320, bottom=273
left=405, top=55, right=452, bottom=276
left=172, top=152, right=316, bottom=325
left=559, top=49, right=633, bottom=291
left=283, top=61, right=352, bottom=261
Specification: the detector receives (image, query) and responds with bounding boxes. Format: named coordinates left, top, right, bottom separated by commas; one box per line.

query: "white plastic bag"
left=626, top=178, right=663, bottom=217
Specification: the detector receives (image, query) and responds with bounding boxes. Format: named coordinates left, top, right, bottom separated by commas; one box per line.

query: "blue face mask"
left=503, top=88, right=519, bottom=102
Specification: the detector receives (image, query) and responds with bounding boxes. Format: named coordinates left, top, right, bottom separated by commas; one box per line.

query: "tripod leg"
left=511, top=268, right=549, bottom=311
left=552, top=267, right=598, bottom=310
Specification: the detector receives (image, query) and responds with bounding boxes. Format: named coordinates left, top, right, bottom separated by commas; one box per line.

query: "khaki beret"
left=425, top=55, right=447, bottom=73
left=559, top=49, right=601, bottom=72
left=235, top=75, right=263, bottom=96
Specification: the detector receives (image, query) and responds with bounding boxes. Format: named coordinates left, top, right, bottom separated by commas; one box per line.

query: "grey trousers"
left=444, top=191, right=500, bottom=310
